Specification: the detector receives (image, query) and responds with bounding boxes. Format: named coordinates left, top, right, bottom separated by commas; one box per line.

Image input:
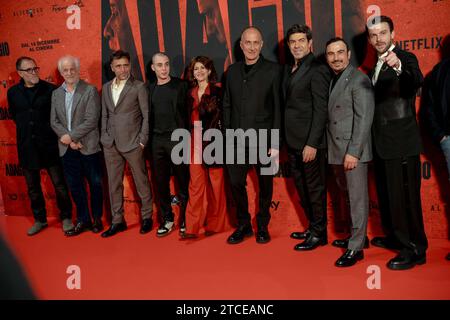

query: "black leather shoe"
left=371, top=236, right=401, bottom=250
left=92, top=218, right=104, bottom=233
left=227, top=225, right=253, bottom=244
left=140, top=218, right=153, bottom=234
left=256, top=228, right=271, bottom=244
left=294, top=234, right=327, bottom=251
left=332, top=236, right=370, bottom=249
left=387, top=252, right=426, bottom=270
left=101, top=222, right=127, bottom=238
left=335, top=249, right=364, bottom=267
left=65, top=221, right=92, bottom=236
left=290, top=230, right=310, bottom=240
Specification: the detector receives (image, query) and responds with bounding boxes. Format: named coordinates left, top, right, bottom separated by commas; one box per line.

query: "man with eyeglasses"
left=7, top=56, right=74, bottom=236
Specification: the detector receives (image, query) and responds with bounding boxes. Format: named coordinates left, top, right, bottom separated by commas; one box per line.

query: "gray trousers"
left=104, top=145, right=153, bottom=224
left=332, top=163, right=369, bottom=251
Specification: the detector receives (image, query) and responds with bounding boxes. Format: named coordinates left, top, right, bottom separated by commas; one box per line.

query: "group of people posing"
left=7, top=15, right=432, bottom=270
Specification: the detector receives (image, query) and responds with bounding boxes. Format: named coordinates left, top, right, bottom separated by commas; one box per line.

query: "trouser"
left=103, top=145, right=153, bottom=224
left=61, top=149, right=103, bottom=223
left=288, top=148, right=327, bottom=238
left=185, top=164, right=231, bottom=234
left=23, top=164, right=72, bottom=223
left=151, top=134, right=189, bottom=224
left=331, top=163, right=369, bottom=251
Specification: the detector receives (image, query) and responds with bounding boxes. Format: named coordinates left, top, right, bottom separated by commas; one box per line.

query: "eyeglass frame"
left=18, top=67, right=40, bottom=74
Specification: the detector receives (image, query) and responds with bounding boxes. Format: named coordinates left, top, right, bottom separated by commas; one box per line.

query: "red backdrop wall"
left=0, top=0, right=449, bottom=239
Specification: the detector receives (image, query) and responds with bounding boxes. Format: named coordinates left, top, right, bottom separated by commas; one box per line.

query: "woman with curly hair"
left=180, top=56, right=231, bottom=239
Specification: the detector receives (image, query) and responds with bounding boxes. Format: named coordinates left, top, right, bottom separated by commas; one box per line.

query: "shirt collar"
left=62, top=81, right=78, bottom=93
left=113, top=76, right=129, bottom=87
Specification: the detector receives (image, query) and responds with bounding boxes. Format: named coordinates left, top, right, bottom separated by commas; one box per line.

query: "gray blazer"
left=327, top=64, right=374, bottom=164
left=101, top=77, right=149, bottom=153
left=51, top=80, right=101, bottom=156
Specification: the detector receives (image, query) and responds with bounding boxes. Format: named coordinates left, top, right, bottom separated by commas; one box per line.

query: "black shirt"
left=152, top=81, right=178, bottom=134
left=330, top=69, right=345, bottom=93
left=24, top=85, right=38, bottom=104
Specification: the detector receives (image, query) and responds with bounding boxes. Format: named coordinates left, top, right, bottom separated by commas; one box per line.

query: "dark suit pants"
left=288, top=148, right=327, bottom=238
left=151, top=134, right=189, bottom=224
left=23, top=164, right=72, bottom=223
left=62, top=149, right=103, bottom=223
left=379, top=155, right=428, bottom=256
left=226, top=147, right=274, bottom=228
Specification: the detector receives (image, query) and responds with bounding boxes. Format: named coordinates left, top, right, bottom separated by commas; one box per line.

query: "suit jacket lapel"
left=328, top=65, right=354, bottom=108
left=70, top=80, right=85, bottom=120
left=287, top=53, right=314, bottom=93
left=106, top=80, right=115, bottom=110
left=115, top=78, right=132, bottom=109
left=55, top=88, right=68, bottom=125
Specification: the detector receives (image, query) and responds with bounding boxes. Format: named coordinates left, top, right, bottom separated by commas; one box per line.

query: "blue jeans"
left=440, top=136, right=450, bottom=181
left=62, top=149, right=103, bottom=223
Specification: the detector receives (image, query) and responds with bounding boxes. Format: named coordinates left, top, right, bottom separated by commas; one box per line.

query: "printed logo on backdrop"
left=0, top=41, right=9, bottom=56
left=422, top=161, right=432, bottom=180
left=5, top=163, right=24, bottom=176
left=396, top=36, right=443, bottom=51
left=21, top=39, right=61, bottom=52
left=0, top=108, right=13, bottom=120
left=12, top=7, right=44, bottom=18
left=52, top=0, right=85, bottom=13
left=0, top=140, right=16, bottom=147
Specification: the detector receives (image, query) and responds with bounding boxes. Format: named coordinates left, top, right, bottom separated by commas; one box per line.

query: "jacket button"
left=31, top=134, right=35, bottom=138
left=336, top=137, right=339, bottom=140
left=336, top=105, right=340, bottom=108
left=333, top=121, right=337, bottom=125
left=29, top=121, right=34, bottom=125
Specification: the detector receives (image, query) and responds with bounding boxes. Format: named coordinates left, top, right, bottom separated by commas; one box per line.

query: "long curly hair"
left=186, top=56, right=218, bottom=88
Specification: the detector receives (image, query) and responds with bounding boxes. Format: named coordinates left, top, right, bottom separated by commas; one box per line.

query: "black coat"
left=223, top=56, right=282, bottom=138
left=187, top=84, right=223, bottom=132
left=147, top=77, right=189, bottom=141
left=7, top=79, right=60, bottom=169
left=423, top=58, right=450, bottom=143
left=370, top=46, right=424, bottom=159
left=282, top=53, right=331, bottom=151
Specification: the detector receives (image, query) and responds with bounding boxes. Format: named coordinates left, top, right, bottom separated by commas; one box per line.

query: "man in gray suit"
left=51, top=55, right=104, bottom=236
left=325, top=38, right=374, bottom=267
left=100, top=50, right=153, bottom=237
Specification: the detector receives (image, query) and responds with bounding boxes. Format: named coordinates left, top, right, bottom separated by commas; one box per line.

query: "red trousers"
left=185, top=163, right=231, bottom=234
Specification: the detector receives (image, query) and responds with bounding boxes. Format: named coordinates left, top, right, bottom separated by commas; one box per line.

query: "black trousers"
left=288, top=148, right=327, bottom=238
left=151, top=134, right=189, bottom=224
left=374, top=154, right=428, bottom=256
left=22, top=164, right=72, bottom=223
left=226, top=148, right=274, bottom=228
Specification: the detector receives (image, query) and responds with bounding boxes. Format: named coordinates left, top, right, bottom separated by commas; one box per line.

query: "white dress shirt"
left=111, top=77, right=128, bottom=106
left=372, top=44, right=402, bottom=85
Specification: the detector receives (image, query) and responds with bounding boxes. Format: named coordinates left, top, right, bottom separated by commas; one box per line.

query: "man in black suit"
left=148, top=52, right=190, bottom=237
left=7, top=56, right=73, bottom=236
left=223, top=26, right=281, bottom=244
left=368, top=16, right=428, bottom=270
left=282, top=25, right=330, bottom=251
left=423, top=58, right=450, bottom=262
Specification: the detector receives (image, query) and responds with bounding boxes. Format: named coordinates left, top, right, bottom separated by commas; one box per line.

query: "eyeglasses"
left=18, top=67, right=40, bottom=74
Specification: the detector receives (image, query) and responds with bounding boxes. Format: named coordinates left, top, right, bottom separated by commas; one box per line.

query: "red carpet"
left=1, top=215, right=449, bottom=300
